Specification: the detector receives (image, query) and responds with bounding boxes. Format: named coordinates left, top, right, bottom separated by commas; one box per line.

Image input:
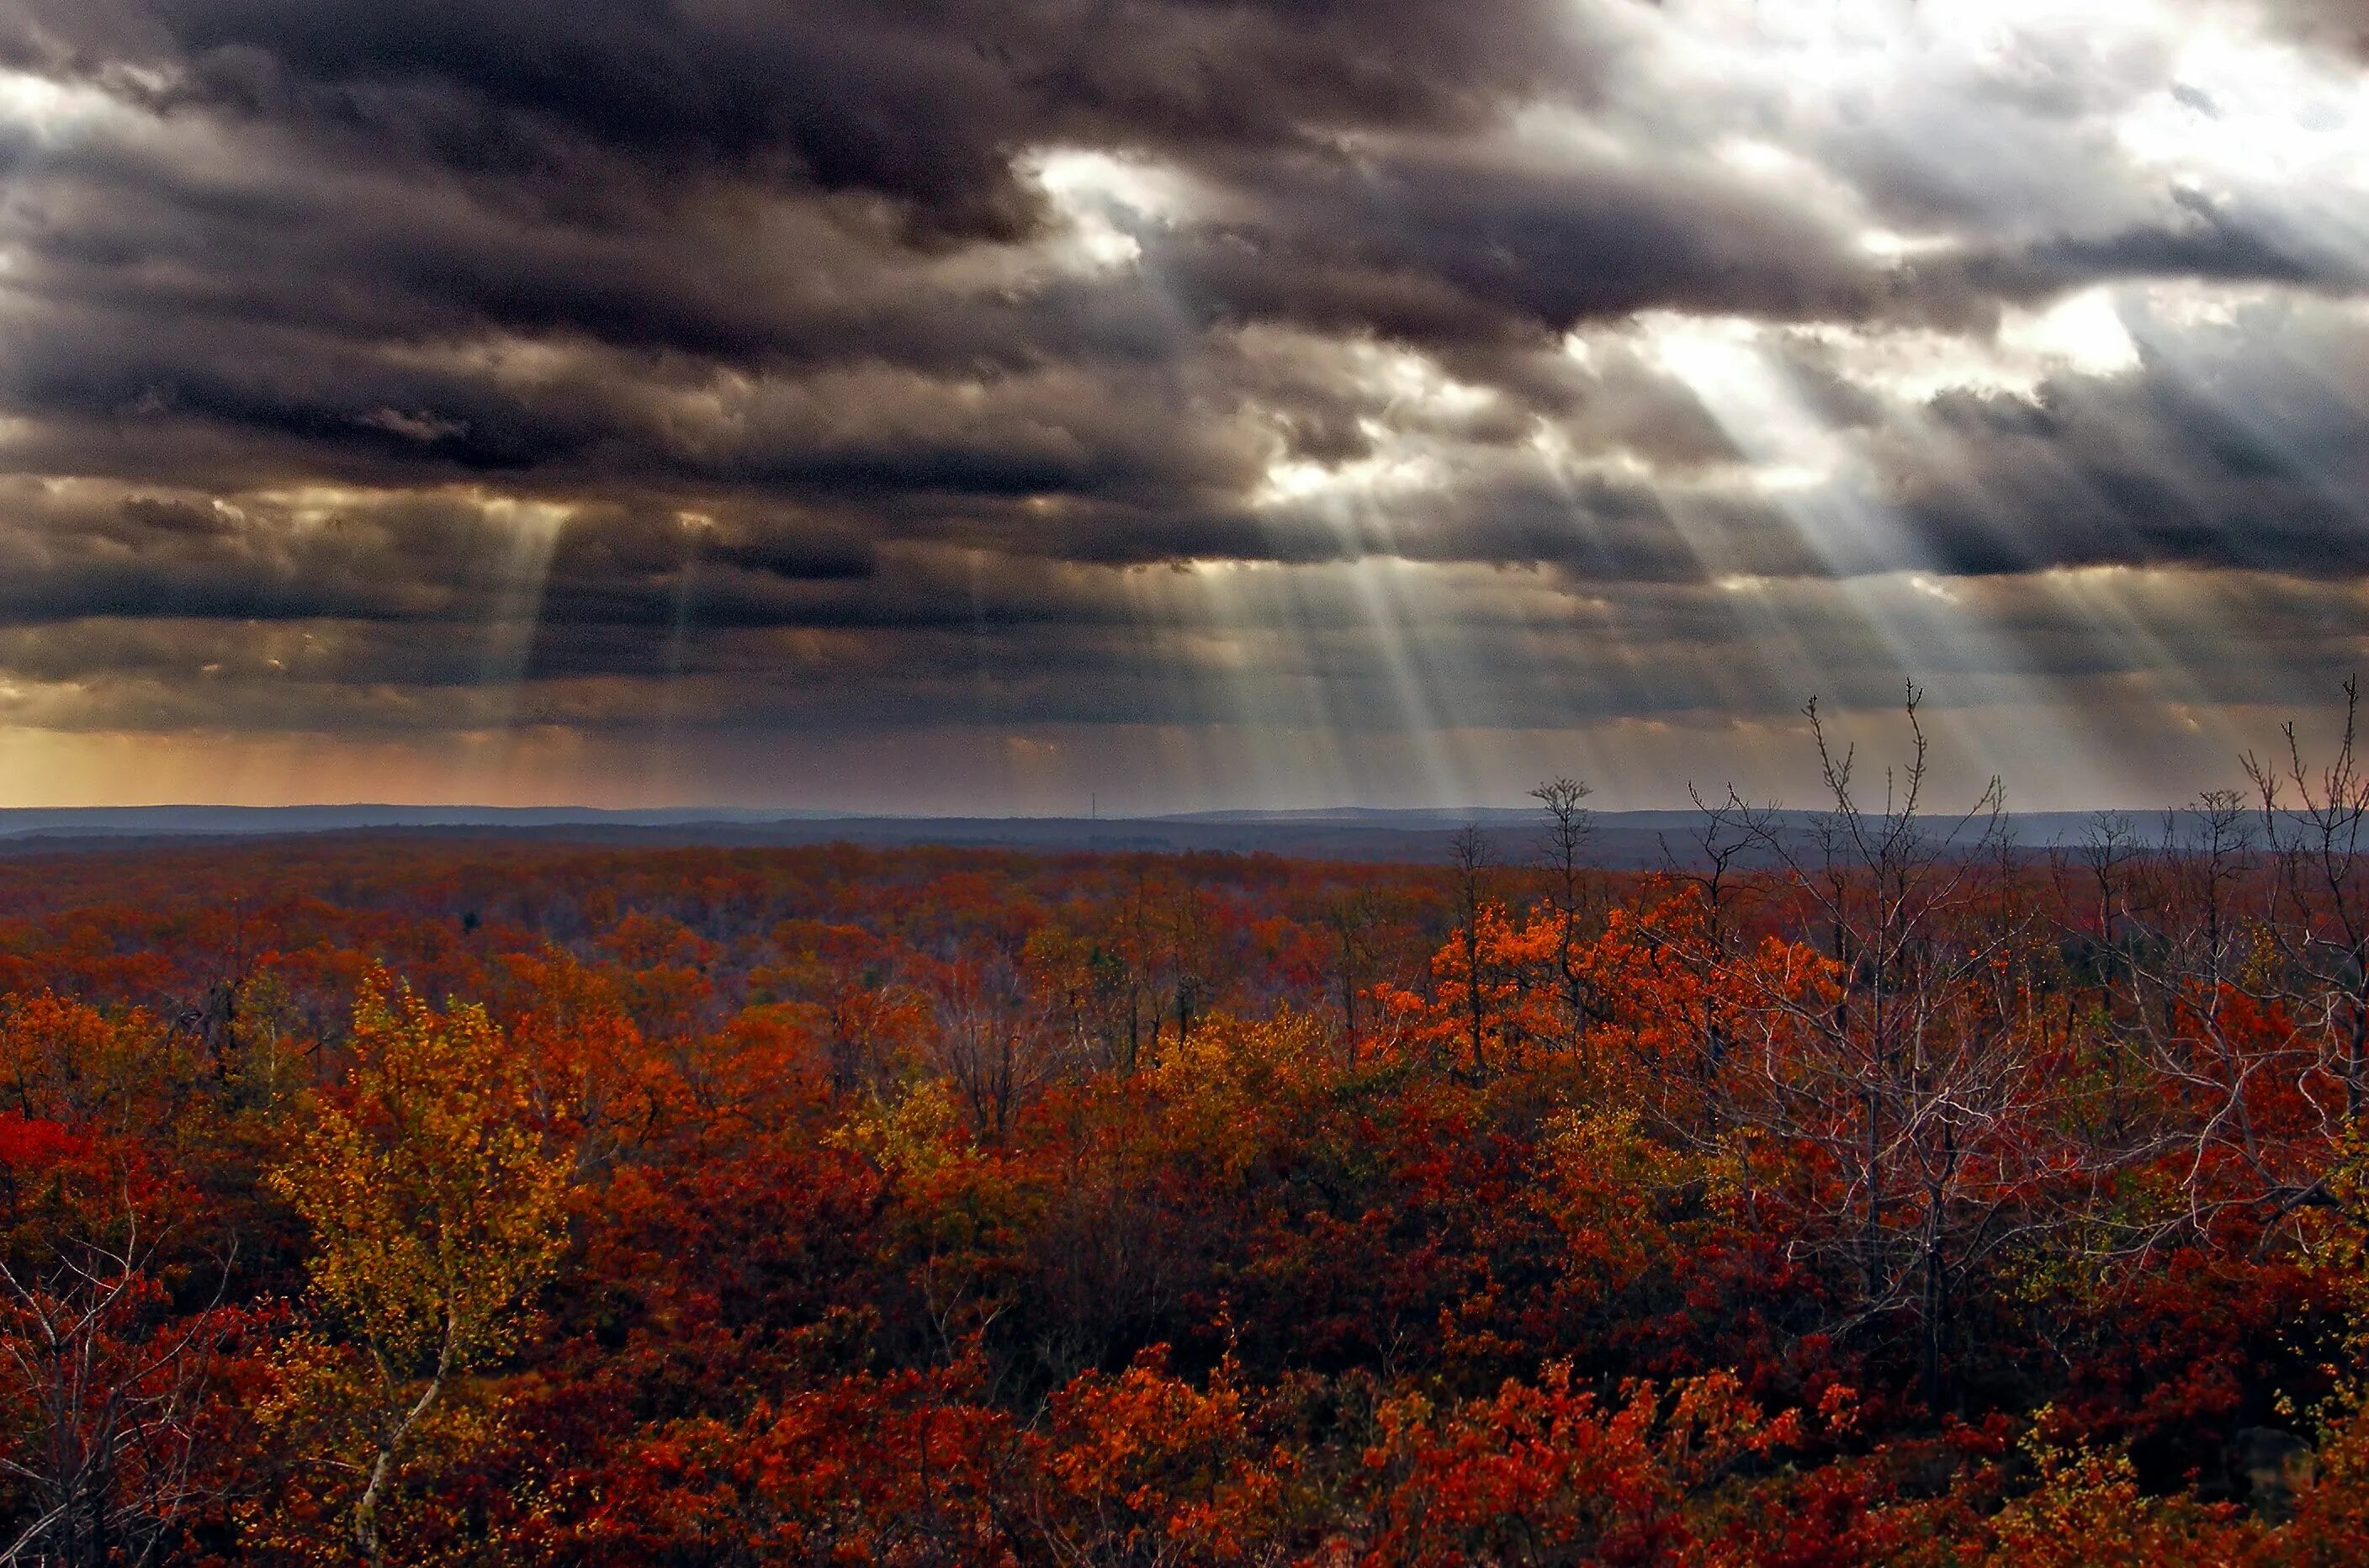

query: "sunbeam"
left=1645, top=312, right=2120, bottom=803
left=456, top=496, right=570, bottom=800
left=0, top=0, right=2360, bottom=813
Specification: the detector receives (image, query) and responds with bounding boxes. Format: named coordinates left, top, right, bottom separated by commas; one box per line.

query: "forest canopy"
left=0, top=702, right=2367, bottom=1563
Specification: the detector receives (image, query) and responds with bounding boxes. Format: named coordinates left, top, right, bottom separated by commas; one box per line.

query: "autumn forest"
left=4, top=702, right=2369, bottom=1565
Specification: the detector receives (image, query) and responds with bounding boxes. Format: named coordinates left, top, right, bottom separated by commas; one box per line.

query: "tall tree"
left=268, top=975, right=570, bottom=1565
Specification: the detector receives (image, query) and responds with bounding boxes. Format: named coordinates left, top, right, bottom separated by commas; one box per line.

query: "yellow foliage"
left=266, top=971, right=571, bottom=1562
left=827, top=1073, right=968, bottom=1180
left=271, top=973, right=570, bottom=1378
left=1151, top=1009, right=1339, bottom=1184
left=1984, top=1417, right=2251, bottom=1568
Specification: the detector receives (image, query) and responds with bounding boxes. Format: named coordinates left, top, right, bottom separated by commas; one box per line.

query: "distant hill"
left=0, top=803, right=2228, bottom=867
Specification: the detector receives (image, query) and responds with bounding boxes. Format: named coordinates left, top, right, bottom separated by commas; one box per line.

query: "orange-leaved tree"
left=1355, top=1364, right=1804, bottom=1565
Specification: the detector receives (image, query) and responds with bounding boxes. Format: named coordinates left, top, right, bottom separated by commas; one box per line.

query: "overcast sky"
left=1, top=0, right=2364, bottom=811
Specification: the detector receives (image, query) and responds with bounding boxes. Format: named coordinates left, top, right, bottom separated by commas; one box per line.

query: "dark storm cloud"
left=5, top=0, right=2348, bottom=522
left=1858, top=296, right=2369, bottom=582
left=8, top=559, right=2356, bottom=745
left=1152, top=139, right=2014, bottom=346
left=3, top=0, right=1606, bottom=237
left=0, top=479, right=889, bottom=628
left=0, top=0, right=2366, bottom=783
left=2023, top=198, right=2367, bottom=294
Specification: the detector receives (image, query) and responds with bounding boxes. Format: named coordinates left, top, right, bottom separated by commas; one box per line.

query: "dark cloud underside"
left=0, top=0, right=2364, bottom=808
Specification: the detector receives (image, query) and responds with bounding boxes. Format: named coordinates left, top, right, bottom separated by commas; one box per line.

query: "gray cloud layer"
left=0, top=0, right=2364, bottom=806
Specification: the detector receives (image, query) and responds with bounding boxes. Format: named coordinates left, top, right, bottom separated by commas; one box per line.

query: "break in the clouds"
left=0, top=0, right=2364, bottom=811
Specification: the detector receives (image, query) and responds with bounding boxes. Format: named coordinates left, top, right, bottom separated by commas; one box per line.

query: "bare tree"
left=2077, top=810, right=2141, bottom=953
left=1531, top=778, right=1599, bottom=1049
left=2245, top=675, right=2369, bottom=1124
left=1725, top=685, right=2056, bottom=1410
left=0, top=1221, right=233, bottom=1568
left=2160, top=789, right=2258, bottom=993
left=926, top=957, right=1062, bottom=1142
left=1668, top=784, right=1780, bottom=950
left=2046, top=808, right=2143, bottom=1038
left=1322, top=891, right=1377, bottom=1062
left=1449, top=825, right=1496, bottom=1081
left=1160, top=881, right=1225, bottom=1046
left=2061, top=755, right=2352, bottom=1265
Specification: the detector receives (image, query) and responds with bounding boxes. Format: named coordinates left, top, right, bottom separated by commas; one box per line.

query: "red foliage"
left=0, top=829, right=2356, bottom=1562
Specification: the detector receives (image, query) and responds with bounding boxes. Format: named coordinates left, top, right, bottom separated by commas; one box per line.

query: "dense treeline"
left=4, top=701, right=2369, bottom=1562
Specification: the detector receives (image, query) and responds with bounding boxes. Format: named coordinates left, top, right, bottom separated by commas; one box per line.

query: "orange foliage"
left=0, top=829, right=2355, bottom=1562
